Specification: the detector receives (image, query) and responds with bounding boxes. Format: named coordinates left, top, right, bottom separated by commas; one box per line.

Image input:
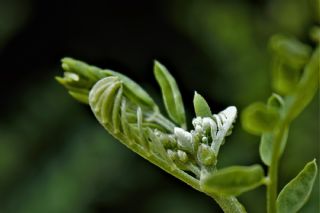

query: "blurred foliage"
left=0, top=0, right=318, bottom=212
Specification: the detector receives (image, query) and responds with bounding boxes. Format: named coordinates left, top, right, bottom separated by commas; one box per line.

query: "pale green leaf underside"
left=200, top=165, right=265, bottom=196
left=260, top=127, right=288, bottom=166
left=277, top=160, right=318, bottom=213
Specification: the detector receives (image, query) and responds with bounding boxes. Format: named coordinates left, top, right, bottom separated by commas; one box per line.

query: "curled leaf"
left=241, top=102, right=280, bottom=135
left=277, top=160, right=318, bottom=213
left=103, top=69, right=157, bottom=109
left=193, top=92, right=212, bottom=117
left=89, top=77, right=122, bottom=125
left=200, top=165, right=265, bottom=196
left=270, top=34, right=311, bottom=69
left=154, top=60, right=186, bottom=128
left=267, top=93, right=284, bottom=109
left=57, top=57, right=157, bottom=109
left=271, top=59, right=301, bottom=95
left=270, top=35, right=312, bottom=95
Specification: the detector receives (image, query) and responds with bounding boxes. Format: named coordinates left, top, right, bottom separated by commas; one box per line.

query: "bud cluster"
left=152, top=107, right=237, bottom=179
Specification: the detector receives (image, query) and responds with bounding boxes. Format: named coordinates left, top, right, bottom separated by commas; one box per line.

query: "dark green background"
left=0, top=0, right=318, bottom=212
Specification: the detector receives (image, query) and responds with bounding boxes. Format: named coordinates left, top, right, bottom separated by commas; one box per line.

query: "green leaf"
left=68, top=91, right=89, bottom=104
left=200, top=165, right=265, bottom=196
left=267, top=93, right=284, bottom=109
left=88, top=77, right=122, bottom=125
left=277, top=160, right=318, bottom=213
left=284, top=47, right=320, bottom=122
left=271, top=59, right=301, bottom=95
left=103, top=69, right=157, bottom=109
left=154, top=61, right=186, bottom=128
left=241, top=102, right=280, bottom=135
left=259, top=94, right=287, bottom=166
left=193, top=92, right=212, bottom=117
left=310, top=26, right=320, bottom=43
left=270, top=35, right=311, bottom=69
left=259, top=127, right=288, bottom=166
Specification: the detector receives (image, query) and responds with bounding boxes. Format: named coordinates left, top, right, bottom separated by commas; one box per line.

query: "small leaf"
left=103, top=69, right=157, bottom=109
left=310, top=26, right=320, bottom=43
left=193, top=92, right=212, bottom=117
left=271, top=59, right=301, bottom=95
left=241, top=102, right=280, bottom=135
left=68, top=91, right=89, bottom=104
left=200, top=165, right=265, bottom=196
left=89, top=77, right=122, bottom=125
left=284, top=47, right=320, bottom=122
left=277, top=160, right=318, bottom=213
left=259, top=133, right=273, bottom=166
left=112, top=87, right=123, bottom=134
left=267, top=93, right=284, bottom=109
left=270, top=35, right=311, bottom=69
left=154, top=61, right=186, bottom=128
left=259, top=127, right=288, bottom=166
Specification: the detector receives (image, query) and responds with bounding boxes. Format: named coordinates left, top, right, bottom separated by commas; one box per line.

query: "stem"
left=267, top=123, right=288, bottom=213
left=266, top=46, right=319, bottom=213
left=209, top=194, right=246, bottom=213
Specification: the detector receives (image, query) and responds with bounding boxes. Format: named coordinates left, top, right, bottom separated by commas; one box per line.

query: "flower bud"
left=174, top=127, right=194, bottom=153
left=177, top=150, right=188, bottom=163
left=197, top=144, right=216, bottom=166
left=167, top=149, right=177, bottom=161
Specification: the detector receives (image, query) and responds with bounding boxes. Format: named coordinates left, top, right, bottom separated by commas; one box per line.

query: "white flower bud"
left=167, top=149, right=177, bottom=161
left=177, top=150, right=188, bottom=163
left=174, top=127, right=194, bottom=153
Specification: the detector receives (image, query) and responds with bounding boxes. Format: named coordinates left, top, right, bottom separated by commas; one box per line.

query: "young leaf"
left=310, top=26, right=320, bottom=43
left=103, top=69, right=157, bottom=109
left=200, top=165, right=265, bottom=196
left=241, top=102, right=280, bottom=135
left=271, top=59, right=301, bottom=95
left=193, top=92, right=212, bottom=117
left=154, top=61, right=186, bottom=128
left=269, top=34, right=311, bottom=70
left=267, top=93, right=284, bottom=109
left=277, top=160, right=318, bottom=213
left=259, top=128, right=288, bottom=166
left=284, top=47, right=320, bottom=123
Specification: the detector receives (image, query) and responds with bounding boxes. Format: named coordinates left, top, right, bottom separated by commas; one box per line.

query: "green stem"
left=267, top=123, right=288, bottom=213
left=266, top=46, right=319, bottom=213
left=209, top=194, right=247, bottom=213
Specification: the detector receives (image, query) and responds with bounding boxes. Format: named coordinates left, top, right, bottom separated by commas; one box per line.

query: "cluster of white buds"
left=153, top=107, right=237, bottom=179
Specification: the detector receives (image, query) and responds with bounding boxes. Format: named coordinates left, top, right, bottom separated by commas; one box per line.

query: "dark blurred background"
left=0, top=0, right=318, bottom=212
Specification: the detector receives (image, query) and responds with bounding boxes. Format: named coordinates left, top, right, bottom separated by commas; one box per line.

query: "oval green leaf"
left=200, top=165, right=265, bottom=196
left=193, top=92, right=212, bottom=117
left=259, top=127, right=288, bottom=166
left=154, top=61, right=186, bottom=128
left=277, top=160, right=318, bottom=213
left=241, top=102, right=280, bottom=135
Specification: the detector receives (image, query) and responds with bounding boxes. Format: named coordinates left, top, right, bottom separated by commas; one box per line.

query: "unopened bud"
left=174, top=127, right=194, bottom=153
left=177, top=150, right=188, bottom=163
left=197, top=144, right=216, bottom=166
left=167, top=149, right=177, bottom=161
